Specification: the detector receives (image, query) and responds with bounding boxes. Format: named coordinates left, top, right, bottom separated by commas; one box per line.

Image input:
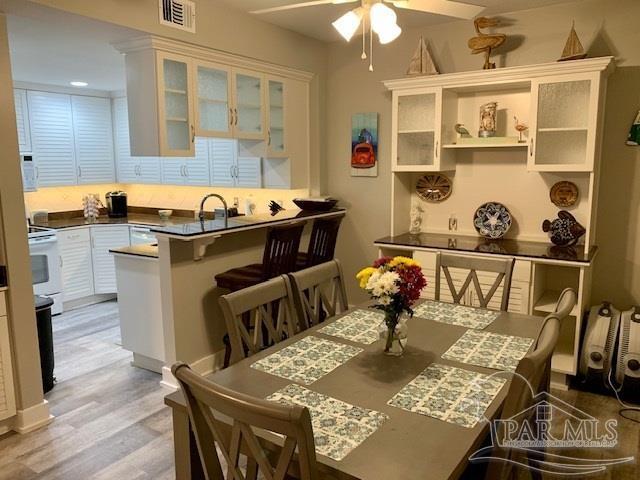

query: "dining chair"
left=288, top=260, right=349, bottom=330
left=172, top=362, right=319, bottom=480
left=219, top=275, right=300, bottom=367
left=435, top=253, right=515, bottom=311
left=296, top=216, right=344, bottom=270
left=483, top=288, right=577, bottom=480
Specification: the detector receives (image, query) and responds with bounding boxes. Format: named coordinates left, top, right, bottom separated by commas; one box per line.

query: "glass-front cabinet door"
left=392, top=88, right=447, bottom=172
left=267, top=77, right=286, bottom=156
left=232, top=69, right=265, bottom=140
left=157, top=52, right=194, bottom=156
left=528, top=74, right=597, bottom=172
left=194, top=61, right=232, bottom=138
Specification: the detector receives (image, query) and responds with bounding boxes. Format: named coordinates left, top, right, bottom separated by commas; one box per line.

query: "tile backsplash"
left=24, top=184, right=310, bottom=217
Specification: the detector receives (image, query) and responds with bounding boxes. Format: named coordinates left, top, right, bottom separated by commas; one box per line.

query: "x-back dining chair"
left=288, top=260, right=349, bottom=330
left=435, top=253, right=516, bottom=311
left=172, top=362, right=319, bottom=480
left=219, top=275, right=300, bottom=367
left=482, top=288, right=577, bottom=480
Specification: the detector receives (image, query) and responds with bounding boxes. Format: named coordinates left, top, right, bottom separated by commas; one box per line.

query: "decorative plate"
left=416, top=174, right=452, bottom=203
left=473, top=202, right=512, bottom=239
left=550, top=181, right=579, bottom=207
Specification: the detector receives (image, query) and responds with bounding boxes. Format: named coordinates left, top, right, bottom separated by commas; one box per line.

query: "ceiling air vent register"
left=159, top=0, right=196, bottom=33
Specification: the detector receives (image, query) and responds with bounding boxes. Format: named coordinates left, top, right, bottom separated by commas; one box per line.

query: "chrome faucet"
left=198, top=193, right=228, bottom=227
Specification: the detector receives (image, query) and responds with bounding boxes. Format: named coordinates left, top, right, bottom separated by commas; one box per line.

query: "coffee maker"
left=105, top=191, right=128, bottom=218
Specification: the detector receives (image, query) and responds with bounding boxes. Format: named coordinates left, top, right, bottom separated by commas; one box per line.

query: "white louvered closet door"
left=28, top=91, right=77, bottom=186
left=91, top=226, right=130, bottom=294
left=72, top=96, right=115, bottom=184
left=236, top=157, right=262, bottom=188
left=112, top=97, right=138, bottom=183
left=209, top=138, right=236, bottom=187
left=184, top=137, right=211, bottom=186
left=14, top=89, right=31, bottom=154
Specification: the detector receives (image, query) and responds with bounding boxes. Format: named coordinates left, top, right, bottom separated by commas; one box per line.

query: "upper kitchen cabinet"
left=194, top=61, right=232, bottom=138
left=266, top=76, right=286, bottom=157
left=528, top=74, right=599, bottom=172
left=14, top=89, right=31, bottom=154
left=232, top=69, right=265, bottom=140
left=71, top=96, right=116, bottom=184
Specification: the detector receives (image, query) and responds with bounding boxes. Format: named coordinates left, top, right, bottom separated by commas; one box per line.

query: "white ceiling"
left=221, top=0, right=579, bottom=42
left=6, top=3, right=141, bottom=92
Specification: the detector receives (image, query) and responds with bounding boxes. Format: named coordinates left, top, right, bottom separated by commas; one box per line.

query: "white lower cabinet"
left=0, top=293, right=17, bottom=422
left=91, top=226, right=131, bottom=294
left=59, top=228, right=94, bottom=301
left=59, top=226, right=131, bottom=301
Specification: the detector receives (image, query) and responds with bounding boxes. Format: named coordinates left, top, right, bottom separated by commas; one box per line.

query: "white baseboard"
left=13, top=400, right=53, bottom=434
left=63, top=294, right=116, bottom=311
left=160, top=349, right=226, bottom=390
left=131, top=353, right=164, bottom=374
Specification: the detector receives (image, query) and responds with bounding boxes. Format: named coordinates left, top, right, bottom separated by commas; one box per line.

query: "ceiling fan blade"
left=251, top=0, right=358, bottom=15
left=386, top=0, right=485, bottom=20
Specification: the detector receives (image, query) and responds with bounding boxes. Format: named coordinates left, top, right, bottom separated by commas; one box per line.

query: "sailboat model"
left=407, top=36, right=439, bottom=76
left=558, top=22, right=587, bottom=61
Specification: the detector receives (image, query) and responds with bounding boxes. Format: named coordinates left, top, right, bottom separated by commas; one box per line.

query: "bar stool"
left=215, top=222, right=306, bottom=366
left=296, top=215, right=343, bottom=270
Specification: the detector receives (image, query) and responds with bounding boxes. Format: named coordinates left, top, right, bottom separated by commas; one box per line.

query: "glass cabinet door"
left=195, top=62, right=232, bottom=138
left=267, top=78, right=286, bottom=156
left=529, top=75, right=596, bottom=171
left=233, top=70, right=265, bottom=140
left=158, top=53, right=194, bottom=156
left=394, top=90, right=438, bottom=171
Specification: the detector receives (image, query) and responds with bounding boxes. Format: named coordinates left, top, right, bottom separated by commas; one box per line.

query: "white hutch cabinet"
left=379, top=57, right=614, bottom=389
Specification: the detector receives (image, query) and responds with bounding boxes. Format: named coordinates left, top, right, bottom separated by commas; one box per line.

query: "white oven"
left=28, top=227, right=63, bottom=314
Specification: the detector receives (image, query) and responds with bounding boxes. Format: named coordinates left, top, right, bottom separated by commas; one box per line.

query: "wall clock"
left=416, top=174, right=452, bottom=203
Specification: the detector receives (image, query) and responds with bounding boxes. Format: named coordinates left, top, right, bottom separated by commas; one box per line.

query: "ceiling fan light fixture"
left=377, top=22, right=402, bottom=44
left=369, top=2, right=397, bottom=34
left=332, top=8, right=363, bottom=42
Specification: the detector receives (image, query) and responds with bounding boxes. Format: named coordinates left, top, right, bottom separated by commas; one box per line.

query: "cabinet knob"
left=530, top=137, right=535, bottom=157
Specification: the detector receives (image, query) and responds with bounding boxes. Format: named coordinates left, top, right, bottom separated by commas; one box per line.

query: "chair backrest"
left=305, top=216, right=343, bottom=268
left=261, top=222, right=306, bottom=280
left=435, top=253, right=515, bottom=311
left=172, top=363, right=319, bottom=480
left=288, top=260, right=349, bottom=330
left=219, top=275, right=299, bottom=366
left=484, top=289, right=576, bottom=480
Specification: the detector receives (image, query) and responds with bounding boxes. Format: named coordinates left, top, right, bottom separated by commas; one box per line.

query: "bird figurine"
left=455, top=124, right=471, bottom=137
left=468, top=17, right=507, bottom=70
left=514, top=116, right=528, bottom=143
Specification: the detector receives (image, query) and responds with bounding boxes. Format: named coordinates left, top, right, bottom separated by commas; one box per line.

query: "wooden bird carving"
left=455, top=124, right=471, bottom=137
left=468, top=17, right=506, bottom=70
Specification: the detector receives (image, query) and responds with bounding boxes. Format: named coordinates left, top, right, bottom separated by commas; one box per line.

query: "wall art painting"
left=351, top=113, right=378, bottom=177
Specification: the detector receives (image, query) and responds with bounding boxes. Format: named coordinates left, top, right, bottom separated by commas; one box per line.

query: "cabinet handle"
left=184, top=165, right=189, bottom=178
left=78, top=166, right=82, bottom=177
left=229, top=165, right=234, bottom=178
left=35, top=166, right=39, bottom=179
left=530, top=137, right=535, bottom=157
left=137, top=165, right=142, bottom=176
left=191, top=124, right=195, bottom=143
left=234, top=108, right=238, bottom=126
left=435, top=141, right=439, bottom=158
left=268, top=129, right=271, bottom=146
left=229, top=108, right=234, bottom=126
left=59, top=255, right=63, bottom=268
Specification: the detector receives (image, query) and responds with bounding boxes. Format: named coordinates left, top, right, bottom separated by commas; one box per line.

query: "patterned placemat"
left=318, top=309, right=385, bottom=345
left=442, top=330, right=534, bottom=372
left=251, top=336, right=363, bottom=385
left=413, top=300, right=499, bottom=329
left=388, top=363, right=506, bottom=428
left=267, top=384, right=388, bottom=461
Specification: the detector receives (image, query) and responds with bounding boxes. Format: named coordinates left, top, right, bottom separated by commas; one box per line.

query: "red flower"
left=373, top=256, right=393, bottom=268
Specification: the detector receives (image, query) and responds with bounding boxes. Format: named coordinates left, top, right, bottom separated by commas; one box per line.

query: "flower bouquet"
left=356, top=256, right=427, bottom=355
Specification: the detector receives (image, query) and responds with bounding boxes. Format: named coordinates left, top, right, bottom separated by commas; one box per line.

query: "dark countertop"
left=151, top=208, right=346, bottom=238
left=33, top=213, right=196, bottom=229
left=110, top=244, right=159, bottom=259
left=375, top=231, right=596, bottom=264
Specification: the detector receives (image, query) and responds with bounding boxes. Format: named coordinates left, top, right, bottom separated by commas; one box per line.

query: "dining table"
left=165, top=299, right=546, bottom=480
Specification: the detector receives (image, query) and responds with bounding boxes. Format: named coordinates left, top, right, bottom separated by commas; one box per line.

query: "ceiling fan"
left=251, top=1, right=485, bottom=71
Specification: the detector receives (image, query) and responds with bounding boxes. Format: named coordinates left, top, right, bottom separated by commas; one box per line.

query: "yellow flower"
left=356, top=267, right=377, bottom=288
left=389, top=256, right=420, bottom=268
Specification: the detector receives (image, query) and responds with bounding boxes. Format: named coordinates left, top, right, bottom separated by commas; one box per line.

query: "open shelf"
left=399, top=129, right=434, bottom=135
left=165, top=88, right=187, bottom=95
left=166, top=117, right=188, bottom=122
left=533, top=290, right=580, bottom=316
left=443, top=143, right=527, bottom=149
left=551, top=315, right=578, bottom=375
left=537, top=127, right=587, bottom=133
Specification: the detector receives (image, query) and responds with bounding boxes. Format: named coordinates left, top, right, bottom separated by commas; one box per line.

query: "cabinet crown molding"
left=113, top=35, right=314, bottom=83
left=383, top=56, right=615, bottom=91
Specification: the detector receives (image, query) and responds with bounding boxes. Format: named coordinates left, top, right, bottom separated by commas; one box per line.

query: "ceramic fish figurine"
left=542, top=211, right=586, bottom=246
left=468, top=17, right=506, bottom=70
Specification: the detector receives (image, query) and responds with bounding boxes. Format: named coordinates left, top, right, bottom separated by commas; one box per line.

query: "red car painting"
left=351, top=142, right=376, bottom=168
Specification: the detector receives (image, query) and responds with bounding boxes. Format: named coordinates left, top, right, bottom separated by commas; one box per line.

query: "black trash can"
left=34, top=295, right=55, bottom=393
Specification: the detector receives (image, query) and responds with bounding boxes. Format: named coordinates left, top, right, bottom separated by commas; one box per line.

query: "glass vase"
left=379, top=312, right=408, bottom=356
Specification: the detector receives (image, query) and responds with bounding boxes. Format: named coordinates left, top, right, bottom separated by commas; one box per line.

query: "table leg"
left=172, top=407, right=206, bottom=480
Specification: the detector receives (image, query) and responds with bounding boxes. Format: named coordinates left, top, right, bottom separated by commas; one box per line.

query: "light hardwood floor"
left=0, top=301, right=175, bottom=480
left=0, top=301, right=638, bottom=479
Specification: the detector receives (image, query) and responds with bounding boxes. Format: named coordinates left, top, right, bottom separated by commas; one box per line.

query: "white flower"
left=366, top=271, right=400, bottom=299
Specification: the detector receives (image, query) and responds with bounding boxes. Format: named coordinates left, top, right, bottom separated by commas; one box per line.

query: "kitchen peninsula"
left=112, top=207, right=346, bottom=386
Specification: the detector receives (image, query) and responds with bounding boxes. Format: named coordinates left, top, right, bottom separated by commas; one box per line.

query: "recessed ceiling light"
left=70, top=81, right=88, bottom=87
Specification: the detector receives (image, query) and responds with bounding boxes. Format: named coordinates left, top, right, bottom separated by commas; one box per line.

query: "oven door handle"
left=28, top=236, right=58, bottom=245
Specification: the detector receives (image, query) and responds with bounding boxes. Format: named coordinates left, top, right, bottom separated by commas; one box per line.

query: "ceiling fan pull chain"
left=361, top=15, right=367, bottom=60
left=369, top=17, right=374, bottom=71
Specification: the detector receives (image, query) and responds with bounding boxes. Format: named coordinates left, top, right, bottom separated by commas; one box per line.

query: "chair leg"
left=246, top=458, right=258, bottom=480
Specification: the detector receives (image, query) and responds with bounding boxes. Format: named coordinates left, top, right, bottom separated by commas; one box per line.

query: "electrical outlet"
left=449, top=214, right=458, bottom=231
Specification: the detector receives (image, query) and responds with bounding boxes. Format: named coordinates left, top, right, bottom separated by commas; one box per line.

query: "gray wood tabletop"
left=166, top=300, right=545, bottom=480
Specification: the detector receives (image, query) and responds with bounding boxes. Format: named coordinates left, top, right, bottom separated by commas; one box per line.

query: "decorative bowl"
left=293, top=198, right=338, bottom=212
left=158, top=209, right=173, bottom=220
left=473, top=202, right=512, bottom=239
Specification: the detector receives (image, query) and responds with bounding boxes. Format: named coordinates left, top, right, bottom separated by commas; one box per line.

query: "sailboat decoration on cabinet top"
left=558, top=22, right=587, bottom=61
left=407, top=36, right=439, bottom=76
